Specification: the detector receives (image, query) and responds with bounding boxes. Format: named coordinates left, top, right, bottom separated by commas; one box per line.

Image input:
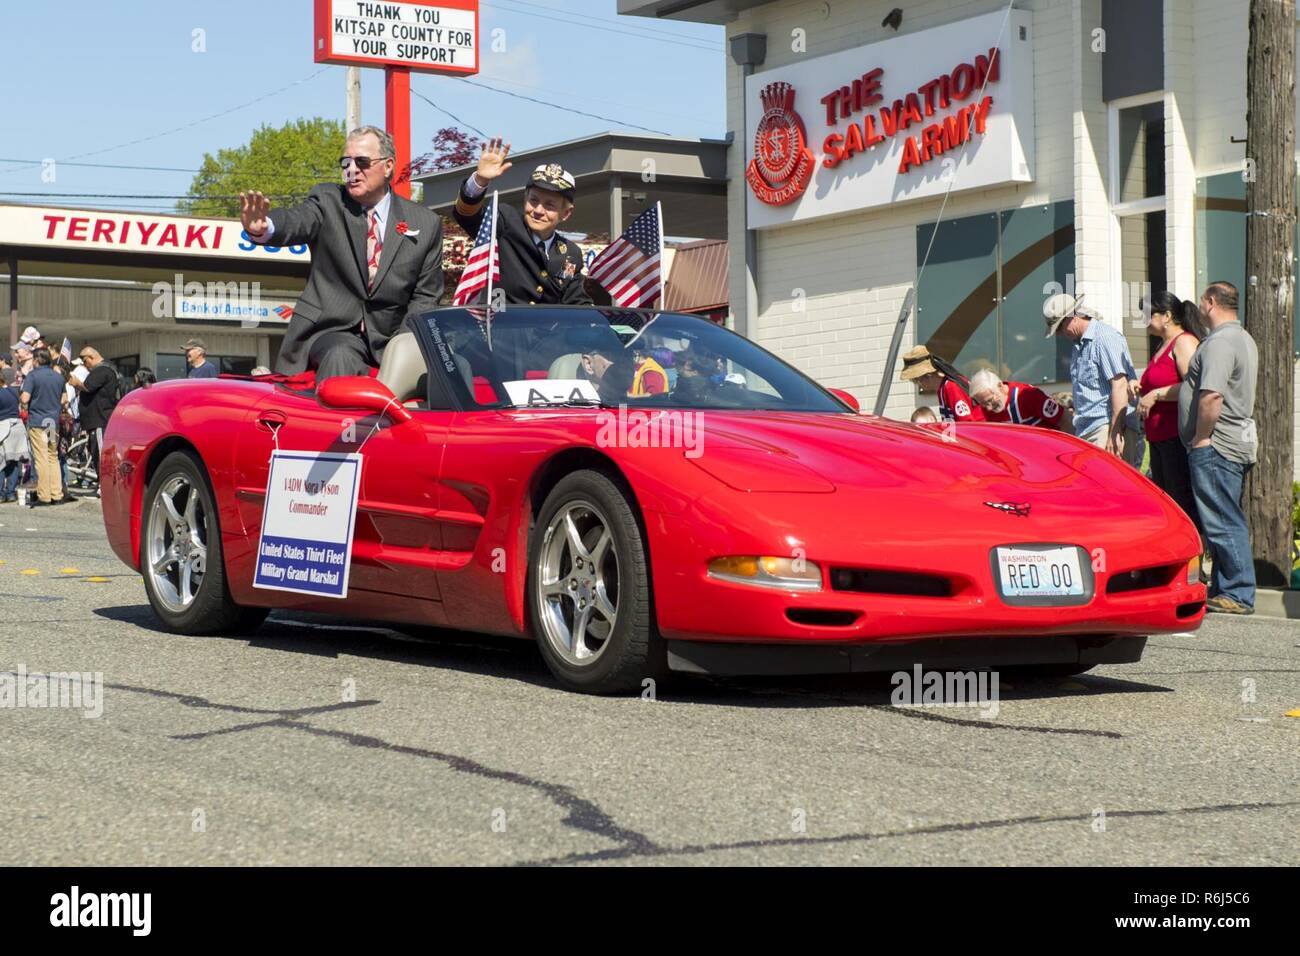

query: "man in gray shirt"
left=1179, top=281, right=1258, bottom=613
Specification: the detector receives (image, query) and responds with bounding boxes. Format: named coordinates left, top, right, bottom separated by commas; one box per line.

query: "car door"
left=229, top=387, right=447, bottom=613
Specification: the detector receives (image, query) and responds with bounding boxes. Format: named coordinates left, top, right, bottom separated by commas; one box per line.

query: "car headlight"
left=707, top=556, right=823, bottom=591
left=1187, top=555, right=1201, bottom=584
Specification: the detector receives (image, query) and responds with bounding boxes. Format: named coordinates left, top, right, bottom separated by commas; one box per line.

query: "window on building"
left=916, top=201, right=1075, bottom=385
left=1195, top=170, right=1300, bottom=353
left=1101, top=0, right=1163, bottom=103
left=1110, top=93, right=1166, bottom=364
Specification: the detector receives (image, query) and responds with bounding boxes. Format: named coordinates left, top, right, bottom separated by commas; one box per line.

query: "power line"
left=0, top=157, right=344, bottom=177
left=454, top=77, right=672, bottom=136
left=411, top=89, right=489, bottom=139
left=0, top=191, right=308, bottom=200
left=482, top=0, right=721, bottom=52
left=0, top=158, right=199, bottom=173
left=0, top=68, right=333, bottom=177
left=453, top=74, right=717, bottom=126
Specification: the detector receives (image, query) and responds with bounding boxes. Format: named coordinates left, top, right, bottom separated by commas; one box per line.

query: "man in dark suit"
left=240, top=126, right=444, bottom=379
left=452, top=136, right=592, bottom=306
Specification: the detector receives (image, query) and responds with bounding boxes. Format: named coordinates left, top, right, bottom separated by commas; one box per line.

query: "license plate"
left=994, top=545, right=1087, bottom=603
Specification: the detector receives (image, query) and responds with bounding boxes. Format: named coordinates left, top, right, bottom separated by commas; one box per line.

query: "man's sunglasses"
left=339, top=155, right=387, bottom=170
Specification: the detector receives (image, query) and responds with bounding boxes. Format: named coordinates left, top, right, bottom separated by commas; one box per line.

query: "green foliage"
left=179, top=118, right=347, bottom=218
left=1293, top=481, right=1300, bottom=537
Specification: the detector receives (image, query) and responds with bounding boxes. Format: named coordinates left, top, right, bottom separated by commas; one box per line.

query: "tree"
left=179, top=118, right=347, bottom=218
left=408, top=127, right=480, bottom=179
left=1243, top=0, right=1296, bottom=587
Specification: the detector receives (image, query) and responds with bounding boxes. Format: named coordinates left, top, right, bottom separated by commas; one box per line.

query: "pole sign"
left=314, top=0, right=479, bottom=74
left=253, top=451, right=363, bottom=599
left=744, top=8, right=1034, bottom=228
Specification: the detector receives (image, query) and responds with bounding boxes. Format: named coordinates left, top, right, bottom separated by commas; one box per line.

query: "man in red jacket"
left=969, top=368, right=1073, bottom=431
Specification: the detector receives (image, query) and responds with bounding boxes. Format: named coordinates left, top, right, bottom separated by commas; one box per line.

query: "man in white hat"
left=453, top=136, right=592, bottom=306
left=1044, top=292, right=1143, bottom=467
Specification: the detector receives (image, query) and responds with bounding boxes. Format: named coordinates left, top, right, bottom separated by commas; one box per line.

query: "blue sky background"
left=0, top=0, right=725, bottom=212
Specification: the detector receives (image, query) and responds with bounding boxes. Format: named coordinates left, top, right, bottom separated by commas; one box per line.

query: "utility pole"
left=346, top=67, right=361, bottom=132
left=1243, top=0, right=1297, bottom=587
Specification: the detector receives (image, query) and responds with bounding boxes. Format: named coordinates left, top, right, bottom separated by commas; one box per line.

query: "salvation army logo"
left=745, top=82, right=816, bottom=206
left=955, top=400, right=971, bottom=417
left=1043, top=398, right=1059, bottom=418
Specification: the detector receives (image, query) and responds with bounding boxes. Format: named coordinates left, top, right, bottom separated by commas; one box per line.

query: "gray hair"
left=969, top=368, right=1003, bottom=396
left=348, top=126, right=396, bottom=162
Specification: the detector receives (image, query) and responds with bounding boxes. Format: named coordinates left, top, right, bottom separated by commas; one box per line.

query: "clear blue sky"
left=0, top=0, right=725, bottom=212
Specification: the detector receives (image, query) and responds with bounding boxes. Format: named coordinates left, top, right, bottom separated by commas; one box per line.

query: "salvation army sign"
left=744, top=8, right=1034, bottom=228
left=314, top=0, right=479, bottom=74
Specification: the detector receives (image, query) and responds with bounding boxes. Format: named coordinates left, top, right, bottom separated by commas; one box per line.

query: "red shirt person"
left=969, top=368, right=1072, bottom=430
left=898, top=345, right=985, bottom=423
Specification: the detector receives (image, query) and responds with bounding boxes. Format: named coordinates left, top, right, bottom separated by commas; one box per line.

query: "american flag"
left=452, top=191, right=501, bottom=306
left=589, top=202, right=663, bottom=308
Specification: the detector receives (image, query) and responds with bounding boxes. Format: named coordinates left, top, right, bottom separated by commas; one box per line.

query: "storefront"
left=623, top=0, right=1300, bottom=474
left=0, top=203, right=309, bottom=378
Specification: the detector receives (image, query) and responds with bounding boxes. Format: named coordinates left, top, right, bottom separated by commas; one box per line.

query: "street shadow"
left=92, top=604, right=1173, bottom=709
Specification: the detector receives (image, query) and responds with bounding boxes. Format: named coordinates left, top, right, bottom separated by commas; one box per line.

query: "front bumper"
left=667, top=634, right=1148, bottom=676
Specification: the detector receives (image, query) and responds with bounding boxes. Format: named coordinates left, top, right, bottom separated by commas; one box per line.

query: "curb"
left=1253, top=588, right=1300, bottom=620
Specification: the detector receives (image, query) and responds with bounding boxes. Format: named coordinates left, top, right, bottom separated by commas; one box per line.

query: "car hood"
left=685, top=410, right=1172, bottom=524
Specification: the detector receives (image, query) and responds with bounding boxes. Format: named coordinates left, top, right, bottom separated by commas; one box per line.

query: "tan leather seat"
left=377, top=332, right=426, bottom=402
left=547, top=353, right=584, bottom=380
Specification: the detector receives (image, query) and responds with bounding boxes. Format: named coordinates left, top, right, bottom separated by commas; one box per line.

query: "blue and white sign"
left=253, top=451, right=362, bottom=599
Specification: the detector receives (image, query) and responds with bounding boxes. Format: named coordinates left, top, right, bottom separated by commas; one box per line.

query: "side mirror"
left=317, top=376, right=413, bottom=424
left=827, top=387, right=861, bottom=413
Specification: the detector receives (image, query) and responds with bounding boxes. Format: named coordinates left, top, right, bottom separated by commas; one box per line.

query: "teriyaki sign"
left=744, top=9, right=1034, bottom=228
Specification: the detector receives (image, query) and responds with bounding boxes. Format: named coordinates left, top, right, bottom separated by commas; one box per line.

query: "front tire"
left=527, top=470, right=664, bottom=693
left=140, top=450, right=267, bottom=634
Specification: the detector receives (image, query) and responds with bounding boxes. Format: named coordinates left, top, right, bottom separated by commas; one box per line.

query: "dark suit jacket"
left=453, top=180, right=592, bottom=306
left=267, top=184, right=444, bottom=374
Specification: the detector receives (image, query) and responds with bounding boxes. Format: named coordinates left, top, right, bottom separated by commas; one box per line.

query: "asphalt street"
left=1, top=495, right=1297, bottom=866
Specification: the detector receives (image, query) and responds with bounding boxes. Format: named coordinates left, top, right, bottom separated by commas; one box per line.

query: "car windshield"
left=420, top=307, right=846, bottom=412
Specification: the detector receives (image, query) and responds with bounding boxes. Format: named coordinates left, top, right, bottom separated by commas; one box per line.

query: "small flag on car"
left=589, top=202, right=663, bottom=309
left=452, top=191, right=501, bottom=306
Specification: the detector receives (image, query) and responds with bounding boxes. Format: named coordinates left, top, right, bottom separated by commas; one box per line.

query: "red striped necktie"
left=366, top=209, right=383, bottom=291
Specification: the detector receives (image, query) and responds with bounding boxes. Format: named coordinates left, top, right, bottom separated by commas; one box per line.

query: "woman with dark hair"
left=1134, top=291, right=1204, bottom=525
left=132, top=368, right=157, bottom=390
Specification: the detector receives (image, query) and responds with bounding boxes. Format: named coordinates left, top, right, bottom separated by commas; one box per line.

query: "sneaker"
left=1206, top=595, right=1254, bottom=615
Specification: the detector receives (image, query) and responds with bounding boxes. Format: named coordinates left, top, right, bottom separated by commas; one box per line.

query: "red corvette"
left=100, top=306, right=1205, bottom=693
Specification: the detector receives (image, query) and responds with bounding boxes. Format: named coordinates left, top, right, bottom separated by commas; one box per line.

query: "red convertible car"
left=101, top=306, right=1205, bottom=693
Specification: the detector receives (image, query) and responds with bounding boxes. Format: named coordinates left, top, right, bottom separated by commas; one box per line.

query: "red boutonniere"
left=396, top=220, right=419, bottom=238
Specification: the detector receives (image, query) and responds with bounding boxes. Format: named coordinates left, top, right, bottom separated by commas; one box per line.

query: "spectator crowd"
left=904, top=281, right=1260, bottom=615
left=2, top=326, right=161, bottom=510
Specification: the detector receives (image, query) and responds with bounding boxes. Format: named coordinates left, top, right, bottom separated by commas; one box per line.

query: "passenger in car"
left=579, top=342, right=634, bottom=403
left=629, top=347, right=668, bottom=396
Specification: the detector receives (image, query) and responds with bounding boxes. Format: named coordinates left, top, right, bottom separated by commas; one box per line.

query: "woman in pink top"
left=1134, top=291, right=1204, bottom=527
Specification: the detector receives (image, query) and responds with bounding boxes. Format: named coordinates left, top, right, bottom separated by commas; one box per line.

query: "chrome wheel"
left=535, top=500, right=619, bottom=666
left=146, top=474, right=208, bottom=613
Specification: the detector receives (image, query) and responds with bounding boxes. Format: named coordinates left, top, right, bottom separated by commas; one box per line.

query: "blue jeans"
left=0, top=461, right=19, bottom=499
left=1188, top=444, right=1255, bottom=607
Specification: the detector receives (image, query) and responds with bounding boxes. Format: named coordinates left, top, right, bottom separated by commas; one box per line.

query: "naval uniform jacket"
left=453, top=179, right=592, bottom=306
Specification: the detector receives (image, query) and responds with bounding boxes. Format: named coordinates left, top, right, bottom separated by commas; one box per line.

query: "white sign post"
left=253, top=451, right=363, bottom=599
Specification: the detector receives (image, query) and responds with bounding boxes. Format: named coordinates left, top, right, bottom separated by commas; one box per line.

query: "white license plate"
left=995, top=546, right=1085, bottom=599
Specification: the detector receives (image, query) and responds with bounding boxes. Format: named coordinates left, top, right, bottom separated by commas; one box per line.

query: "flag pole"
left=654, top=201, right=665, bottom=311
left=485, top=190, right=498, bottom=351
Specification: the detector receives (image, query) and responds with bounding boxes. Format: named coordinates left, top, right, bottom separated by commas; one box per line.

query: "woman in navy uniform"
left=453, top=136, right=593, bottom=306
